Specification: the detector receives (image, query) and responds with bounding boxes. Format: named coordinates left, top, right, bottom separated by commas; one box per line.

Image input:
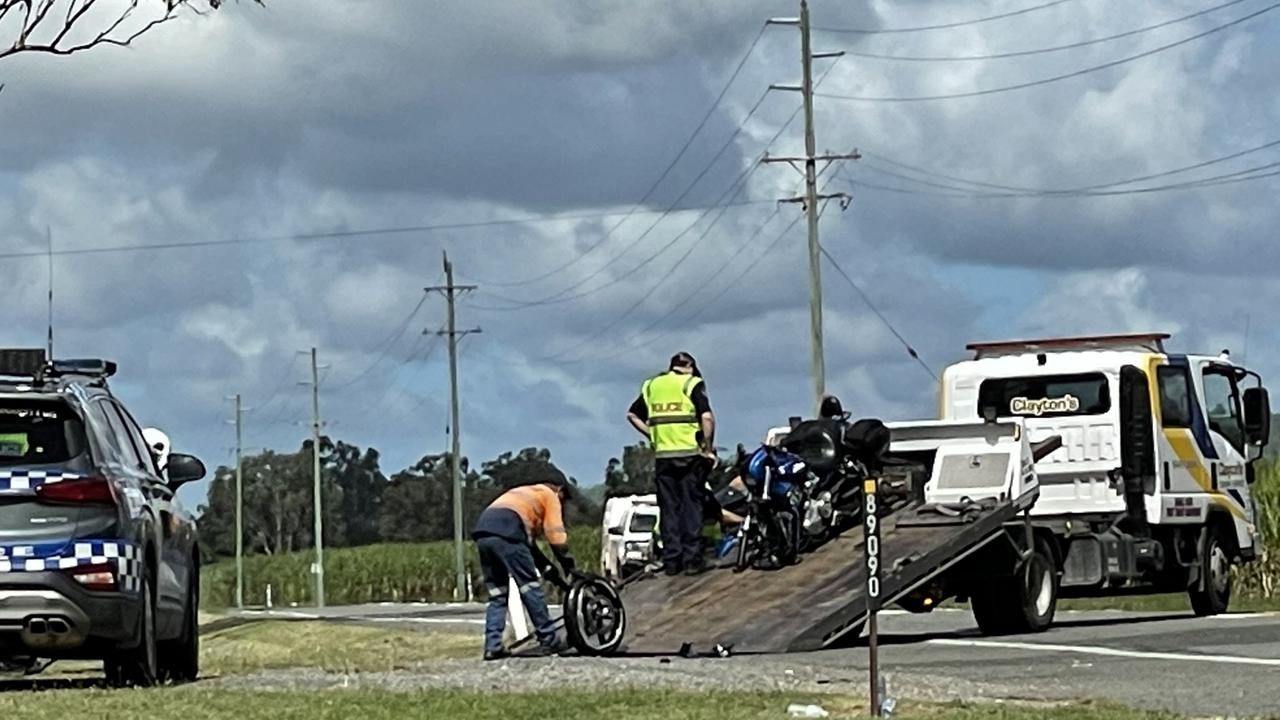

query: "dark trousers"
left=475, top=535, right=557, bottom=653
left=655, top=457, right=707, bottom=569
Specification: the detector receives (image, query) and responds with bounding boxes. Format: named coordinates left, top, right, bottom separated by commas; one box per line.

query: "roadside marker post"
left=863, top=476, right=882, bottom=717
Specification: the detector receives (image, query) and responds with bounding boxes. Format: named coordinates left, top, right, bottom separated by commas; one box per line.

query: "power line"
left=327, top=291, right=431, bottom=391
left=535, top=160, right=765, bottom=361
left=822, top=0, right=1252, bottom=62
left=863, top=136, right=1280, bottom=194
left=860, top=156, right=1280, bottom=196
left=480, top=88, right=778, bottom=307
left=815, top=1, right=1280, bottom=103
left=814, top=0, right=1074, bottom=34
left=478, top=23, right=770, bottom=289
left=0, top=201, right=774, bottom=263
left=818, top=243, right=937, bottom=381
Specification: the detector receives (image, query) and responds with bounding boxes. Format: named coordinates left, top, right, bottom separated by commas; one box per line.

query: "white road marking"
left=361, top=617, right=486, bottom=626
left=927, top=638, right=1280, bottom=667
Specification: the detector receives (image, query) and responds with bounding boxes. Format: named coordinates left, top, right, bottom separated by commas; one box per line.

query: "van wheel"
left=1189, top=526, right=1232, bottom=617
left=106, top=574, right=158, bottom=687
left=973, top=537, right=1057, bottom=635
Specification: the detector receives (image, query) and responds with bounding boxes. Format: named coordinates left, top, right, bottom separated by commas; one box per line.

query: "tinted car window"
left=98, top=400, right=146, bottom=470
left=112, top=402, right=161, bottom=476
left=0, top=400, right=87, bottom=466
left=978, top=373, right=1111, bottom=419
left=1202, top=368, right=1245, bottom=453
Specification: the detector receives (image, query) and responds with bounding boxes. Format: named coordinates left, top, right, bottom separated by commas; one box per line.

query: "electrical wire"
left=815, top=1, right=1280, bottom=103
left=477, top=23, right=770, bottom=289
left=814, top=0, right=1075, bottom=34
left=535, top=162, right=764, bottom=361
left=822, top=0, right=1252, bottom=62
left=819, top=244, right=937, bottom=380
left=863, top=136, right=1280, bottom=195
left=327, top=291, right=431, bottom=391
left=480, top=88, right=778, bottom=307
left=0, top=201, right=774, bottom=263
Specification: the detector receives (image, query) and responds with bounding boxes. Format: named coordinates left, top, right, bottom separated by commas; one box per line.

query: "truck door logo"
left=1010, top=395, right=1080, bottom=416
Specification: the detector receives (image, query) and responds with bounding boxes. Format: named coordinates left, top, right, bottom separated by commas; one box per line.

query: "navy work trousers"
left=475, top=534, right=558, bottom=654
left=655, top=456, right=707, bottom=570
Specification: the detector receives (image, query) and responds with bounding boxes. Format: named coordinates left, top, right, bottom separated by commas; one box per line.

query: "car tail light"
left=35, top=477, right=116, bottom=506
left=68, top=563, right=117, bottom=591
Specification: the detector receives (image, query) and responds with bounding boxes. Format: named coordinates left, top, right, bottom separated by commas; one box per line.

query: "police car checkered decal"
left=0, top=469, right=81, bottom=491
left=0, top=540, right=141, bottom=592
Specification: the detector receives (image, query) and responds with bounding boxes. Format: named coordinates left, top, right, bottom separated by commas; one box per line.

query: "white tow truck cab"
left=601, top=495, right=660, bottom=581
left=938, top=332, right=1270, bottom=614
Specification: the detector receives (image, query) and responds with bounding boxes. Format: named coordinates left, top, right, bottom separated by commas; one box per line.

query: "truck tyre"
left=972, top=537, right=1057, bottom=635
left=1189, top=525, right=1232, bottom=617
left=158, top=576, right=200, bottom=683
left=106, top=574, right=158, bottom=687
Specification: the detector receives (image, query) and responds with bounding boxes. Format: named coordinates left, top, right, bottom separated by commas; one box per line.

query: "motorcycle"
left=731, top=398, right=891, bottom=571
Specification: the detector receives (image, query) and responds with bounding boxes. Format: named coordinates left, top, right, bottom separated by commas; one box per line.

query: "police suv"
left=0, top=350, right=203, bottom=685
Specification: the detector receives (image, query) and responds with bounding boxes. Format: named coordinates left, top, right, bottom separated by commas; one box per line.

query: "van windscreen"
left=978, top=373, right=1111, bottom=419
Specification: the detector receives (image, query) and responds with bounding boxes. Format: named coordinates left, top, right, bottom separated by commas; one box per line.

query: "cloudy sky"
left=1, top=0, right=1277, bottom=510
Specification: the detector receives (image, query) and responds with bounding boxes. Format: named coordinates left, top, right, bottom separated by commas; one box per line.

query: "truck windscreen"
left=978, top=373, right=1111, bottom=419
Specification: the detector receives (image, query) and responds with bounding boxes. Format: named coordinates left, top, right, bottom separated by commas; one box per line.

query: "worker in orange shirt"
left=471, top=477, right=577, bottom=661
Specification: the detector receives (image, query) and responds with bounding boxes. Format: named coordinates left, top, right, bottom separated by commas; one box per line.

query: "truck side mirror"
left=1243, top=387, right=1270, bottom=447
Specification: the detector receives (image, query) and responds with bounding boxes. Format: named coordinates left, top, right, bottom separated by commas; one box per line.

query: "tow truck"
left=617, top=333, right=1270, bottom=654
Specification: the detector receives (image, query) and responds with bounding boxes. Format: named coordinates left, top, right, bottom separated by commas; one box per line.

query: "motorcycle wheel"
left=734, top=515, right=756, bottom=573
left=563, top=576, right=627, bottom=656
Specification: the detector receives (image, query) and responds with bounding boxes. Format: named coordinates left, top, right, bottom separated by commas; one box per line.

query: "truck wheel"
left=973, top=537, right=1057, bottom=635
left=106, top=574, right=158, bottom=687
left=158, top=577, right=200, bottom=683
left=1189, top=526, right=1232, bottom=617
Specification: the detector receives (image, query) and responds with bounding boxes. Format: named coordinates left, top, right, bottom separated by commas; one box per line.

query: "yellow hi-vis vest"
left=642, top=372, right=704, bottom=459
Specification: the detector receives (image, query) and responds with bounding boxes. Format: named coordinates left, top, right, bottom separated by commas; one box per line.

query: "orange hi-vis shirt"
left=486, top=484, right=568, bottom=546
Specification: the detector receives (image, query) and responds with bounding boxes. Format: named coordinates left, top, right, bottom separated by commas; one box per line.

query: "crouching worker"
left=472, top=477, right=577, bottom=661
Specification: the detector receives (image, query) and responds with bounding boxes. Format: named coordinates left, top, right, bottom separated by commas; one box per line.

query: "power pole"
left=301, top=347, right=327, bottom=608
left=233, top=393, right=244, bottom=609
left=766, top=0, right=857, bottom=414
left=426, top=252, right=480, bottom=601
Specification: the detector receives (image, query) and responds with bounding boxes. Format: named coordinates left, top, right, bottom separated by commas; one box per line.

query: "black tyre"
left=106, top=574, right=158, bottom=687
left=563, top=576, right=626, bottom=656
left=159, top=575, right=200, bottom=683
left=1189, top=526, right=1232, bottom=617
left=973, top=537, right=1057, bottom=635
left=733, top=517, right=755, bottom=573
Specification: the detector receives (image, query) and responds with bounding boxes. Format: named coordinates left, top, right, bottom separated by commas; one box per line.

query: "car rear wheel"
left=159, top=574, right=200, bottom=683
left=106, top=574, right=157, bottom=687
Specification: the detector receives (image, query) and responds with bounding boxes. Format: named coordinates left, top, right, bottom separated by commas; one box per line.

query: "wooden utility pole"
left=234, top=393, right=244, bottom=609
left=427, top=252, right=480, bottom=601
left=303, top=347, right=326, bottom=608
left=766, top=0, right=857, bottom=414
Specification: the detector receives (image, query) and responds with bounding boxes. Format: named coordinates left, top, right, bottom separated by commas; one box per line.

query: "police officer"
left=626, top=352, right=716, bottom=576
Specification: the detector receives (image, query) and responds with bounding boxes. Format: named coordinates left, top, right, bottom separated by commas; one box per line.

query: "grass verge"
left=200, top=621, right=479, bottom=675
left=0, top=689, right=1186, bottom=720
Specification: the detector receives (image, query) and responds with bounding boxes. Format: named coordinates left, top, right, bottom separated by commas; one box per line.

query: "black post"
left=863, top=476, right=882, bottom=716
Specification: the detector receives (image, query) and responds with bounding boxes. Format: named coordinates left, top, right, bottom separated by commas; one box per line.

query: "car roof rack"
left=966, top=332, right=1171, bottom=359
left=0, top=349, right=117, bottom=386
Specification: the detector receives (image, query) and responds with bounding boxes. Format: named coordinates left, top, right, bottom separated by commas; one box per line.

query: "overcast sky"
left=2, top=0, right=1278, bottom=511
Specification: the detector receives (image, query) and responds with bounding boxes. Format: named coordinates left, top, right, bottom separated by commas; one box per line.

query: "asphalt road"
left=232, top=604, right=1280, bottom=717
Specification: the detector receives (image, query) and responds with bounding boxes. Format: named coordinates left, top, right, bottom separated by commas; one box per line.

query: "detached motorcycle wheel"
left=563, top=576, right=627, bottom=656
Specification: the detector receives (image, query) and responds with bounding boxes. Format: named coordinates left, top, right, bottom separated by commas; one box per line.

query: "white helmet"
left=142, top=427, right=171, bottom=473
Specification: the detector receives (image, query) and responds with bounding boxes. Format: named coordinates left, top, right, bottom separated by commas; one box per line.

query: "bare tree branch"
left=0, top=0, right=261, bottom=64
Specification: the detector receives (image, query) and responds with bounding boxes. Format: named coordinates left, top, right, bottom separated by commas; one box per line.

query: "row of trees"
left=196, top=439, right=669, bottom=559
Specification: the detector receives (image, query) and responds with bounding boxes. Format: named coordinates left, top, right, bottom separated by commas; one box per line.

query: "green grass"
left=0, top=690, right=1189, bottom=720
left=201, top=528, right=602, bottom=609
left=200, top=621, right=479, bottom=675
left=1060, top=593, right=1280, bottom=613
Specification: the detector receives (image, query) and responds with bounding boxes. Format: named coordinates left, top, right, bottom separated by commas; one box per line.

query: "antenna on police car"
left=45, top=227, right=54, bottom=360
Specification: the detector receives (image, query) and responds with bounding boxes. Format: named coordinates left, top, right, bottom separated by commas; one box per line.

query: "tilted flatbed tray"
left=622, top=495, right=1027, bottom=654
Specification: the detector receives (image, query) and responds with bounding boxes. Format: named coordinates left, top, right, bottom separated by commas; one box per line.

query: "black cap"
left=670, top=351, right=700, bottom=376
